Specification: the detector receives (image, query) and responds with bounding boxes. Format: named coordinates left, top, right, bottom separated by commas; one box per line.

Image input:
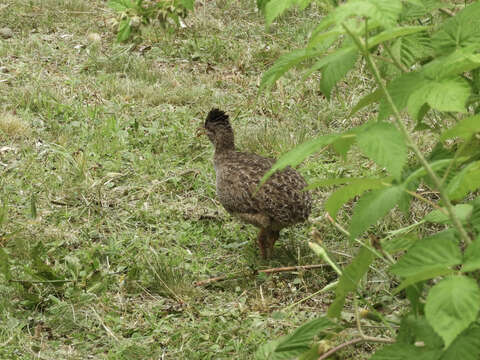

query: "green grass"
left=0, top=0, right=400, bottom=358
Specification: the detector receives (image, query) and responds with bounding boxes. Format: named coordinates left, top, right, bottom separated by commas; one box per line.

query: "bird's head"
left=201, top=108, right=235, bottom=151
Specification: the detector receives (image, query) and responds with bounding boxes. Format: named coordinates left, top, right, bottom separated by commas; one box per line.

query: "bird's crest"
left=205, top=108, right=229, bottom=126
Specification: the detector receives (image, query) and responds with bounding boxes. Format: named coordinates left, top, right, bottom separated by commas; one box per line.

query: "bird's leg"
left=265, top=230, right=280, bottom=258
left=257, top=228, right=268, bottom=259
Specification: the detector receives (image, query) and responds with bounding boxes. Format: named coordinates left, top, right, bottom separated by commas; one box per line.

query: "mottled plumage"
left=204, top=108, right=312, bottom=258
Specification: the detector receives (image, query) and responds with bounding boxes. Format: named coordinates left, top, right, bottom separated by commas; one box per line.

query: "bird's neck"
left=214, top=132, right=235, bottom=153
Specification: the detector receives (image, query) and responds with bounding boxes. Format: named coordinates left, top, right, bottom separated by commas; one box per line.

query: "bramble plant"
left=107, top=0, right=194, bottom=42
left=257, top=0, right=480, bottom=359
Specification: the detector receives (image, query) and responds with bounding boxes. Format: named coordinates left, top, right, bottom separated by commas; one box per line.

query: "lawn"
left=0, top=0, right=395, bottom=358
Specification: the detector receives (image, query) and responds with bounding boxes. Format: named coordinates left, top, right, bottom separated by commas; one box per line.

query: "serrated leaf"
left=447, top=161, right=480, bottom=201
left=327, top=246, right=374, bottom=318
left=401, top=0, right=446, bottom=21
left=369, top=25, right=428, bottom=46
left=425, top=78, right=470, bottom=113
left=255, top=337, right=285, bottom=360
left=424, top=204, right=473, bottom=224
left=356, top=122, right=407, bottom=179
left=425, top=276, right=480, bottom=348
left=397, top=315, right=444, bottom=349
left=325, top=178, right=391, bottom=220
left=404, top=158, right=454, bottom=185
left=258, top=134, right=338, bottom=189
left=441, top=114, right=480, bottom=141
left=370, top=343, right=441, bottom=360
left=423, top=48, right=480, bottom=79
left=275, top=317, right=332, bottom=353
left=260, top=48, right=323, bottom=91
left=432, top=1, right=480, bottom=55
left=320, top=47, right=358, bottom=100
left=349, top=185, right=404, bottom=239
left=327, top=0, right=403, bottom=31
left=394, top=267, right=455, bottom=294
left=390, top=232, right=462, bottom=278
left=381, top=235, right=416, bottom=254
left=441, top=323, right=480, bottom=360
left=462, top=234, right=480, bottom=272
left=349, top=89, right=382, bottom=117
left=264, top=0, right=296, bottom=26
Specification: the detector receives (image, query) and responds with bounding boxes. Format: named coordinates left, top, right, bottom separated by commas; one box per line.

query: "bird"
left=202, top=108, right=312, bottom=258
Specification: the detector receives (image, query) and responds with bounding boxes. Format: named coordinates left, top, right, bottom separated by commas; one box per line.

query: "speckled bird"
left=203, top=108, right=312, bottom=258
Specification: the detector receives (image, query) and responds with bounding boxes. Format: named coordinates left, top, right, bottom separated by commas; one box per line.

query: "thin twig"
left=317, top=336, right=395, bottom=360
left=194, top=264, right=328, bottom=286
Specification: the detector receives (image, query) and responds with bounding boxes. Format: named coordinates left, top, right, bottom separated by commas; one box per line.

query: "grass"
left=0, top=0, right=403, bottom=359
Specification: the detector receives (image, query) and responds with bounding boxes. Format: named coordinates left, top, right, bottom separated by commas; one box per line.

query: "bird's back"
left=214, top=150, right=311, bottom=229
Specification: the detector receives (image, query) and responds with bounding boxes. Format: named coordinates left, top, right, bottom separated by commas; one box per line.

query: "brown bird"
left=202, top=108, right=312, bottom=258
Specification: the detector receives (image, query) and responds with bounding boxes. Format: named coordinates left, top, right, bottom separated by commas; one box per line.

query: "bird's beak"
left=196, top=127, right=206, bottom=137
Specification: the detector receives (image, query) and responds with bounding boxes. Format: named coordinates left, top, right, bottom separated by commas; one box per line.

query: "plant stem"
left=317, top=336, right=395, bottom=360
left=342, top=23, right=472, bottom=246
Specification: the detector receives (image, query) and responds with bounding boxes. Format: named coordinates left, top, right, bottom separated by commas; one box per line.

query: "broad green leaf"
left=370, top=343, right=441, bottom=360
left=447, top=161, right=480, bottom=201
left=441, top=323, right=480, bottom=360
left=307, top=29, right=342, bottom=49
left=356, top=122, right=407, bottom=180
left=0, top=248, right=10, bottom=281
left=432, top=1, right=480, bottom=55
left=379, top=72, right=426, bottom=120
left=401, top=0, right=447, bottom=21
left=258, top=135, right=338, bottom=188
left=404, top=158, right=455, bottom=185
left=441, top=114, right=480, bottom=141
left=302, top=46, right=356, bottom=80
left=390, top=232, right=462, bottom=278
left=393, top=267, right=455, bottom=294
left=381, top=235, right=416, bottom=254
left=265, top=0, right=296, bottom=26
left=462, top=235, right=480, bottom=272
left=325, top=178, right=391, bottom=220
left=423, top=48, right=480, bottom=79
left=327, top=246, right=374, bottom=318
left=275, top=317, right=332, bottom=353
left=117, top=19, right=132, bottom=42
left=424, top=204, right=473, bottom=224
left=255, top=337, right=285, bottom=360
left=325, top=0, right=403, bottom=31
left=320, top=47, right=358, bottom=100
left=397, top=315, right=444, bottom=349
left=425, top=276, right=480, bottom=348
left=349, top=89, right=382, bottom=117
left=407, top=77, right=470, bottom=118
left=349, top=185, right=404, bottom=239
left=260, top=48, right=323, bottom=91
left=424, top=78, right=470, bottom=113
left=368, top=25, right=427, bottom=47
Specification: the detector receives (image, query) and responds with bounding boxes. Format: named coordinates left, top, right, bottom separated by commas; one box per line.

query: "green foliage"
left=327, top=246, right=374, bottom=318
left=107, top=0, right=193, bottom=42
left=349, top=185, right=404, bottom=239
left=256, top=317, right=333, bottom=359
left=425, top=276, right=480, bottom=348
left=258, top=0, right=480, bottom=358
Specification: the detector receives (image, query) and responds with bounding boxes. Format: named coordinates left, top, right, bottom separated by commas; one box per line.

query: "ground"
left=0, top=0, right=397, bottom=358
